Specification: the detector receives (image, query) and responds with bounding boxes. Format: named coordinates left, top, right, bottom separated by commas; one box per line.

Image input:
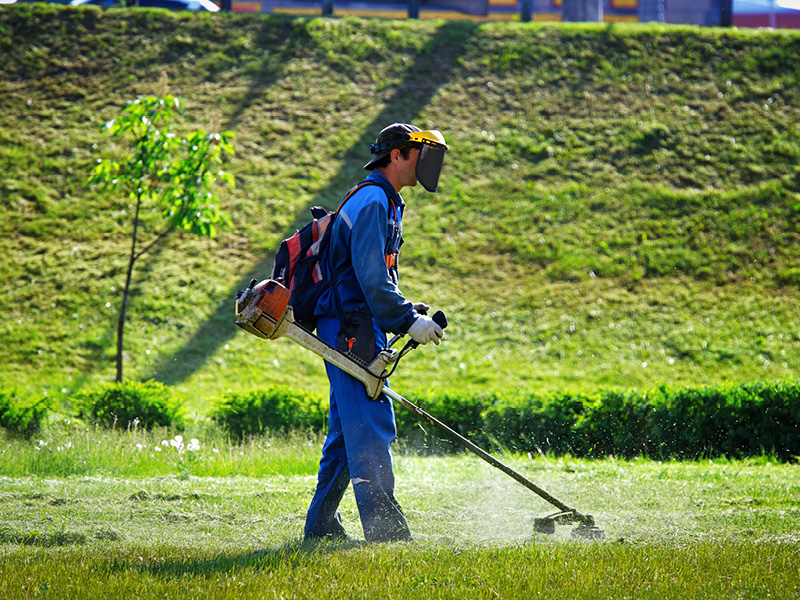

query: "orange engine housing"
left=235, top=279, right=292, bottom=339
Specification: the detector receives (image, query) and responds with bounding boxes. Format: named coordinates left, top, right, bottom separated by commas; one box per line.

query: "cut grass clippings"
left=0, top=452, right=798, bottom=598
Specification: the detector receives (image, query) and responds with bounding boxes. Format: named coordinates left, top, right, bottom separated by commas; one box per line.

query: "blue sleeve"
left=348, top=194, right=415, bottom=334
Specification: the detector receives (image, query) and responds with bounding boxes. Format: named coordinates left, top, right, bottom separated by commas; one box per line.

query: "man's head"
left=364, top=123, right=448, bottom=193
left=364, top=123, right=421, bottom=171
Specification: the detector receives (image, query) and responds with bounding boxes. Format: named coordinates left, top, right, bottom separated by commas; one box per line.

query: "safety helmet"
left=364, top=123, right=449, bottom=193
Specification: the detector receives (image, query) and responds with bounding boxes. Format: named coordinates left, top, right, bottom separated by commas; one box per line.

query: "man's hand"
left=408, top=315, right=444, bottom=345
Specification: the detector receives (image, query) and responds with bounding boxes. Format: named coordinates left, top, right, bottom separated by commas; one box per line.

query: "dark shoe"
left=304, top=510, right=349, bottom=542
left=304, top=530, right=350, bottom=543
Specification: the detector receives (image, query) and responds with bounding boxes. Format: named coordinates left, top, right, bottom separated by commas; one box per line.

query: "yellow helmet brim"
left=407, top=130, right=448, bottom=151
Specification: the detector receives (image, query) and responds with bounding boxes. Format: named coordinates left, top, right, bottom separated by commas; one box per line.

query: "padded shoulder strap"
left=330, top=180, right=396, bottom=322
left=334, top=180, right=395, bottom=218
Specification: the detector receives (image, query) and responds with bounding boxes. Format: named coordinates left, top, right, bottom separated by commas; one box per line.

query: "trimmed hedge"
left=0, top=391, right=50, bottom=438
left=74, top=380, right=185, bottom=430
left=396, top=381, right=800, bottom=461
left=39, top=379, right=797, bottom=460
left=212, top=386, right=327, bottom=440
left=206, top=380, right=798, bottom=460
left=398, top=391, right=490, bottom=453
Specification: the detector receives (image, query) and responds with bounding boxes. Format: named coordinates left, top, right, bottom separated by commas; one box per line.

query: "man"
left=304, top=123, right=449, bottom=543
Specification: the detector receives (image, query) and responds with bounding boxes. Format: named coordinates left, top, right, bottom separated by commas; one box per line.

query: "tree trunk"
left=116, top=192, right=142, bottom=383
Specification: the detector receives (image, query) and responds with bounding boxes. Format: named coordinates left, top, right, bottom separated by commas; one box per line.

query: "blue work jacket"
left=315, top=170, right=416, bottom=335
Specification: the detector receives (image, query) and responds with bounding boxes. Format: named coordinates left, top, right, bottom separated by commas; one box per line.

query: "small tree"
left=88, top=95, right=235, bottom=382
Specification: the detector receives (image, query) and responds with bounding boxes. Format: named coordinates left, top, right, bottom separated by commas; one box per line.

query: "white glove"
left=407, top=315, right=444, bottom=346
left=412, top=302, right=430, bottom=315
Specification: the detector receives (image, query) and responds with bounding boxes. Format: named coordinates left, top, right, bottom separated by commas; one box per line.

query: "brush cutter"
left=235, top=278, right=604, bottom=540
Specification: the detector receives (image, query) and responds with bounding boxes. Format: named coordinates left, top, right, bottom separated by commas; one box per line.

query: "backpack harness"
left=271, top=181, right=398, bottom=331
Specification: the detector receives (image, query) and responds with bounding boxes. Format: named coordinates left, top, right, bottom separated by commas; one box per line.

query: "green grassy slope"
left=1, top=5, right=799, bottom=412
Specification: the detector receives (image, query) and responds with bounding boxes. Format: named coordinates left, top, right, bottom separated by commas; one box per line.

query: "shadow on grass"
left=0, top=529, right=88, bottom=547
left=151, top=20, right=479, bottom=388
left=121, top=538, right=367, bottom=577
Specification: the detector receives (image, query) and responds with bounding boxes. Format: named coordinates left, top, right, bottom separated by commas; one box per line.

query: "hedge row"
left=396, top=382, right=800, bottom=461
left=2, top=381, right=798, bottom=461
left=1, top=381, right=187, bottom=436
left=213, top=380, right=799, bottom=461
left=74, top=380, right=185, bottom=430
left=0, top=391, right=50, bottom=438
left=211, top=386, right=327, bottom=440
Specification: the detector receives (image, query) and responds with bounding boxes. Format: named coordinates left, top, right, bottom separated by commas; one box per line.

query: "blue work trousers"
left=304, top=316, right=411, bottom=543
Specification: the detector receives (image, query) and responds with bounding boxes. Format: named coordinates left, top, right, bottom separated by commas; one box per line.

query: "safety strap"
left=334, top=181, right=398, bottom=272
left=330, top=180, right=399, bottom=323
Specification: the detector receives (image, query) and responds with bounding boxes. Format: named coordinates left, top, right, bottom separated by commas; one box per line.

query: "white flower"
left=161, top=440, right=169, bottom=447
left=187, top=439, right=200, bottom=452
left=136, top=443, right=144, bottom=451
left=154, top=446, right=162, bottom=452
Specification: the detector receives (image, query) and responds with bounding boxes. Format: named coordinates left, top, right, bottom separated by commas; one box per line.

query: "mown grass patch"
left=0, top=455, right=797, bottom=598
left=0, top=541, right=797, bottom=599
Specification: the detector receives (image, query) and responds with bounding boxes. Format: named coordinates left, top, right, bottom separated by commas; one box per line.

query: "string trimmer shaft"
left=235, top=278, right=605, bottom=539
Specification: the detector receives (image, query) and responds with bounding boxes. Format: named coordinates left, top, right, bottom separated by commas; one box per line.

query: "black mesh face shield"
left=415, top=142, right=446, bottom=193
left=365, top=127, right=448, bottom=191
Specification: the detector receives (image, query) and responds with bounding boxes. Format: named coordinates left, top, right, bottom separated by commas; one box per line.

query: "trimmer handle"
left=432, top=310, right=447, bottom=330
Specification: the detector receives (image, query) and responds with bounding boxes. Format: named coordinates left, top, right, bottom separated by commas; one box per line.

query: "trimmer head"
left=533, top=511, right=605, bottom=540
left=570, top=523, right=606, bottom=540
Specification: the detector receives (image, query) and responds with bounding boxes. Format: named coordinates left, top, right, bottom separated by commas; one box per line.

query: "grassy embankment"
left=1, top=5, right=799, bottom=415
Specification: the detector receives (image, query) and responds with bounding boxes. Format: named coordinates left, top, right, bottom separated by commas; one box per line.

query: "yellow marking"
left=273, top=7, right=521, bottom=20
left=232, top=0, right=262, bottom=11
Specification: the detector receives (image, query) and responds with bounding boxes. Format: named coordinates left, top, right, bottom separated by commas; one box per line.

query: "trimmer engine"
left=235, top=279, right=293, bottom=340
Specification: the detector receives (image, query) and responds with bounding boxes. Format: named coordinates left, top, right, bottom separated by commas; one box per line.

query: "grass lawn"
left=1, top=426, right=798, bottom=598
left=1, top=9, right=799, bottom=596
